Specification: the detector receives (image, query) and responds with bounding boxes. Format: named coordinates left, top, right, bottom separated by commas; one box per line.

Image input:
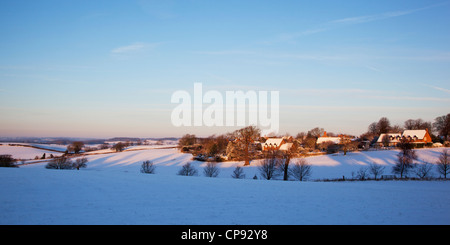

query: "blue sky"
left=0, top=0, right=449, bottom=138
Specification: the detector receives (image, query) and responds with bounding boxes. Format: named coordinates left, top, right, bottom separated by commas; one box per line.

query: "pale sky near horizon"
left=1, top=0, right=449, bottom=138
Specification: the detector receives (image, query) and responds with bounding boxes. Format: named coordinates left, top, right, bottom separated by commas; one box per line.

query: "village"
left=180, top=122, right=443, bottom=164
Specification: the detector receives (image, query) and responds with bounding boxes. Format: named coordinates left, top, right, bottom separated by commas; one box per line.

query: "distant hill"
left=0, top=137, right=179, bottom=144
left=107, top=137, right=179, bottom=142
left=0, top=137, right=103, bottom=144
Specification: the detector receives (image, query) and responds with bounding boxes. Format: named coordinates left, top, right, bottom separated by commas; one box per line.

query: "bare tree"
left=390, top=124, right=404, bottom=133
left=290, top=158, right=312, bottom=181
left=307, top=127, right=324, bottom=149
left=356, top=166, right=369, bottom=180
left=303, top=137, right=317, bottom=150
left=67, top=141, right=84, bottom=154
left=73, top=157, right=88, bottom=170
left=0, top=154, right=17, bottom=167
left=404, top=119, right=415, bottom=130
left=178, top=134, right=197, bottom=147
left=177, top=162, right=198, bottom=176
left=414, top=161, right=434, bottom=179
left=295, top=132, right=306, bottom=143
left=232, top=126, right=261, bottom=166
left=203, top=162, right=220, bottom=177
left=307, top=127, right=324, bottom=138
left=141, top=160, right=156, bottom=174
left=46, top=156, right=73, bottom=169
left=393, top=154, right=415, bottom=179
left=368, top=162, right=385, bottom=180
left=436, top=149, right=450, bottom=179
left=231, top=166, right=246, bottom=179
left=404, top=118, right=432, bottom=132
left=381, top=134, right=391, bottom=147
left=258, top=156, right=281, bottom=180
left=376, top=117, right=391, bottom=134
left=392, top=138, right=417, bottom=178
left=112, top=142, right=126, bottom=152
left=368, top=122, right=378, bottom=135
left=433, top=113, right=450, bottom=140
left=340, top=136, right=352, bottom=155
left=277, top=142, right=299, bottom=180
left=276, top=158, right=291, bottom=180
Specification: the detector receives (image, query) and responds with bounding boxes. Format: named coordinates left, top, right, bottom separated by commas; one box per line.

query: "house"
left=376, top=133, right=402, bottom=147
left=316, top=131, right=352, bottom=145
left=375, top=129, right=432, bottom=147
left=262, top=138, right=285, bottom=151
left=402, top=129, right=432, bottom=144
left=317, top=131, right=341, bottom=144
left=262, top=136, right=294, bottom=151
left=279, top=143, right=293, bottom=151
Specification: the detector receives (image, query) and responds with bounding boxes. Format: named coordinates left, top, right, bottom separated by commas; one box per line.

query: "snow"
left=403, top=129, right=427, bottom=139
left=65, top=147, right=449, bottom=180
left=4, top=144, right=448, bottom=180
left=317, top=136, right=341, bottom=144
left=305, top=148, right=443, bottom=179
left=1, top=167, right=449, bottom=225
left=0, top=145, right=63, bottom=160
left=1, top=146, right=449, bottom=224
left=263, top=138, right=284, bottom=147
left=376, top=133, right=401, bottom=143
left=28, top=143, right=67, bottom=152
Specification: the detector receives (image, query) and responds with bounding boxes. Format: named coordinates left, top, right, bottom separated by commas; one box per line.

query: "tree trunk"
left=244, top=143, right=250, bottom=166
left=283, top=158, right=290, bottom=181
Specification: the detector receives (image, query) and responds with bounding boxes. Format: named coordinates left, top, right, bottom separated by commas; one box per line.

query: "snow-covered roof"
left=402, top=130, right=427, bottom=139
left=317, top=137, right=341, bottom=144
left=279, top=143, right=293, bottom=151
left=264, top=138, right=284, bottom=146
left=376, top=133, right=402, bottom=143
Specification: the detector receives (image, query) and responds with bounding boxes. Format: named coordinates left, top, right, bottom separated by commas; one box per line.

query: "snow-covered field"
left=0, top=144, right=63, bottom=160
left=1, top=146, right=449, bottom=224
left=16, top=146, right=449, bottom=180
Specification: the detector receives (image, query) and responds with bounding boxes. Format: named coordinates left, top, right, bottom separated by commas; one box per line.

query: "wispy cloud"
left=194, top=49, right=349, bottom=62
left=111, top=42, right=161, bottom=55
left=267, top=28, right=328, bottom=44
left=364, top=65, right=383, bottom=73
left=425, top=84, right=450, bottom=94
left=332, top=2, right=449, bottom=25
left=111, top=42, right=147, bottom=54
left=331, top=9, right=419, bottom=25
left=266, top=2, right=449, bottom=44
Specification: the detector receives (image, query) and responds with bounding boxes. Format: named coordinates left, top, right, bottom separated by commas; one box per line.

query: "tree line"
left=140, top=157, right=312, bottom=181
